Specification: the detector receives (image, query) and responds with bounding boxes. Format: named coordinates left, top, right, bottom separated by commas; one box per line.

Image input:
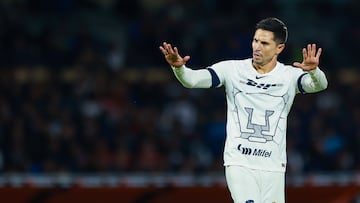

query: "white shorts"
left=225, top=165, right=285, bottom=203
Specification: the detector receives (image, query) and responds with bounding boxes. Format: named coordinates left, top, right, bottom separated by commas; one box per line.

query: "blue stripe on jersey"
left=297, top=73, right=308, bottom=94
left=207, top=68, right=220, bottom=88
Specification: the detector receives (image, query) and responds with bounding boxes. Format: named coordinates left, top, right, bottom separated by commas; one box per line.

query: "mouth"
left=253, top=52, right=261, bottom=60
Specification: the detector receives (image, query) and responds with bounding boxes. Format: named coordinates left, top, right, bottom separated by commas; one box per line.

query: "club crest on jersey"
left=232, top=85, right=290, bottom=144
left=240, top=107, right=274, bottom=143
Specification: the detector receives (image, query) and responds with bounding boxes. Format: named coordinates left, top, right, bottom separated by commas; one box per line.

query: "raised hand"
left=293, top=44, right=322, bottom=71
left=159, top=42, right=190, bottom=68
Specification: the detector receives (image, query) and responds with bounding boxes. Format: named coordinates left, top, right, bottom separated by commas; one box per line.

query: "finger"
left=302, top=48, right=307, bottom=60
left=167, top=43, right=175, bottom=55
left=174, top=47, right=179, bottom=56
left=293, top=62, right=302, bottom=67
left=307, top=44, right=312, bottom=58
left=163, top=42, right=170, bottom=52
left=308, top=44, right=313, bottom=57
left=315, top=47, right=322, bottom=59
left=163, top=42, right=169, bottom=51
left=311, top=44, right=316, bottom=57
left=164, top=42, right=169, bottom=51
left=159, top=46, right=168, bottom=55
left=183, top=55, right=191, bottom=62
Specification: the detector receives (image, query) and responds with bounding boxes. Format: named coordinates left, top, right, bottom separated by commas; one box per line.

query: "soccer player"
left=159, top=17, right=328, bottom=203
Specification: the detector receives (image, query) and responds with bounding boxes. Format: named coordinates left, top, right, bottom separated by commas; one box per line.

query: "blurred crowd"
left=0, top=0, right=359, bottom=176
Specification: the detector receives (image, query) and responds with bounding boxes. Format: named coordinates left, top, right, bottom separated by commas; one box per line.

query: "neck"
left=252, top=57, right=277, bottom=74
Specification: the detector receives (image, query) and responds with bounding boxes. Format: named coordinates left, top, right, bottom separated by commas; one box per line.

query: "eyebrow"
left=253, top=38, right=271, bottom=45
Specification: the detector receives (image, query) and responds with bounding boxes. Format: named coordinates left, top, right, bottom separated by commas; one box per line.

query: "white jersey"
left=210, top=59, right=308, bottom=172
left=172, top=58, right=327, bottom=172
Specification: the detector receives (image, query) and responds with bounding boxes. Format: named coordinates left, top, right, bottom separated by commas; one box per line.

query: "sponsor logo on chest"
left=245, top=78, right=281, bottom=90
left=237, top=144, right=272, bottom=158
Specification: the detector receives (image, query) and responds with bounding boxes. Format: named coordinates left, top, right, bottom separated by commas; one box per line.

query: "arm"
left=298, top=67, right=328, bottom=93
left=172, top=65, right=212, bottom=88
left=293, top=44, right=328, bottom=93
left=159, top=42, right=213, bottom=88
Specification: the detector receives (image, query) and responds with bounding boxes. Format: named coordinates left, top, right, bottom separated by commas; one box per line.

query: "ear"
left=276, top=44, right=285, bottom=55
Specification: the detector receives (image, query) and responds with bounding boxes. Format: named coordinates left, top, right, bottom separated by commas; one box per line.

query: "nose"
left=253, top=42, right=260, bottom=51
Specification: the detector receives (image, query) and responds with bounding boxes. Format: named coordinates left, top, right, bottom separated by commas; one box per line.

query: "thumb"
left=293, top=62, right=302, bottom=67
left=183, top=55, right=191, bottom=63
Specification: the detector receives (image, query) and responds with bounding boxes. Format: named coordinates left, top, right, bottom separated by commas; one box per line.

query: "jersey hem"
left=223, top=162, right=286, bottom=173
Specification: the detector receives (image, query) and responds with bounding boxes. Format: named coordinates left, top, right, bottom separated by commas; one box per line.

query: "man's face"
left=252, top=29, right=284, bottom=66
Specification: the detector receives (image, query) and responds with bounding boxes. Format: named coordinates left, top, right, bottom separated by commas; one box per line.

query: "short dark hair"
left=255, top=17, right=288, bottom=44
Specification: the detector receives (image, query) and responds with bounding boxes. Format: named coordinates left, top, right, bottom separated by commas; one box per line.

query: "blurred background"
left=0, top=0, right=359, bottom=202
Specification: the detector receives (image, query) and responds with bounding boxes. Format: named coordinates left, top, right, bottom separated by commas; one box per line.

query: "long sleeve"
left=172, top=65, right=213, bottom=88
left=299, top=67, right=328, bottom=93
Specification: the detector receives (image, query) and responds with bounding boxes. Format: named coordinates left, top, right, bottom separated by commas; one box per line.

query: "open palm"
left=293, top=44, right=322, bottom=71
left=159, top=42, right=190, bottom=68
